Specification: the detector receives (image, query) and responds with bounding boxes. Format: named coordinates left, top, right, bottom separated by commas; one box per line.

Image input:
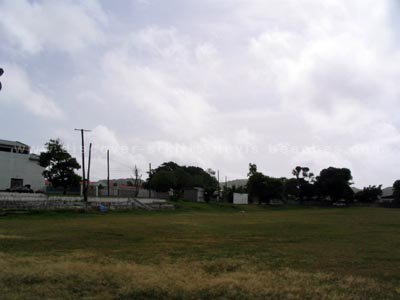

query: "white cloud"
left=0, top=0, right=106, bottom=54
left=73, top=4, right=400, bottom=185
left=0, top=64, right=63, bottom=119
left=1, top=0, right=400, bottom=186
left=96, top=28, right=217, bottom=137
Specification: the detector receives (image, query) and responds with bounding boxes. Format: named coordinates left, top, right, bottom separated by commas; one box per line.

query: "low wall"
left=0, top=193, right=173, bottom=211
left=0, top=193, right=82, bottom=202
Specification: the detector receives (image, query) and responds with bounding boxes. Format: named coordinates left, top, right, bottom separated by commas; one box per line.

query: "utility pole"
left=148, top=163, right=152, bottom=198
left=107, top=150, right=110, bottom=197
left=87, top=143, right=92, bottom=192
left=75, top=129, right=91, bottom=202
left=217, top=170, right=220, bottom=201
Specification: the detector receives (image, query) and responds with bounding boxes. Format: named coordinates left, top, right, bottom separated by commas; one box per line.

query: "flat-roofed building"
left=0, top=139, right=45, bottom=191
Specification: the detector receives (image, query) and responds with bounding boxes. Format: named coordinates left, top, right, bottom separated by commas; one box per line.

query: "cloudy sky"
left=1, top=0, right=400, bottom=187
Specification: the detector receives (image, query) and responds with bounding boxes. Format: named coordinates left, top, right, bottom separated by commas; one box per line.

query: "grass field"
left=1, top=202, right=400, bottom=299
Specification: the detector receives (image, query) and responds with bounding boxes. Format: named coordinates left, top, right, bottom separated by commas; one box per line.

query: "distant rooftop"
left=0, top=139, right=30, bottom=154
left=0, top=139, right=29, bottom=147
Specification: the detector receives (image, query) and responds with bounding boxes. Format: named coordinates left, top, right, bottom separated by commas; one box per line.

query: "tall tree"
left=292, top=166, right=315, bottom=202
left=247, top=164, right=284, bottom=203
left=292, top=166, right=314, bottom=183
left=247, top=164, right=265, bottom=203
left=39, top=139, right=81, bottom=195
left=145, top=162, right=218, bottom=200
left=283, top=178, right=299, bottom=200
left=248, top=163, right=258, bottom=177
left=355, top=185, right=382, bottom=203
left=263, top=176, right=284, bottom=202
left=150, top=170, right=176, bottom=192
left=392, top=180, right=400, bottom=203
left=314, top=167, right=354, bottom=202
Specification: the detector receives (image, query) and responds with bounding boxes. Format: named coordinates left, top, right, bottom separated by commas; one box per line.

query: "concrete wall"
left=0, top=193, right=80, bottom=202
left=0, top=152, right=44, bottom=191
left=233, top=193, right=248, bottom=205
left=0, top=193, right=173, bottom=211
left=0, top=193, right=170, bottom=203
left=96, top=187, right=169, bottom=199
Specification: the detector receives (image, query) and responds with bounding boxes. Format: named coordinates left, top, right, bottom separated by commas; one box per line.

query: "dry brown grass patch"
left=0, top=254, right=398, bottom=299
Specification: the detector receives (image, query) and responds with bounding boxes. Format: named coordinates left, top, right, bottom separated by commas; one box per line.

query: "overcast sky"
left=1, top=0, right=400, bottom=187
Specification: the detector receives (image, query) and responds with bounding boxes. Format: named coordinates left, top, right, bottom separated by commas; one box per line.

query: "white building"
left=0, top=139, right=45, bottom=191
left=233, top=193, right=248, bottom=205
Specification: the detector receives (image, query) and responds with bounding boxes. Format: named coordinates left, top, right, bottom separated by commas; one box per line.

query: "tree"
left=235, top=185, right=247, bottom=193
left=292, top=166, right=315, bottom=202
left=150, top=170, right=176, bottom=192
left=283, top=178, right=299, bottom=200
left=299, top=181, right=315, bottom=200
left=263, top=176, right=283, bottom=202
left=248, top=163, right=258, bottom=177
left=222, top=185, right=234, bottom=203
left=314, top=167, right=354, bottom=202
left=355, top=185, right=382, bottom=203
left=247, top=164, right=265, bottom=203
left=292, top=166, right=310, bottom=183
left=392, top=180, right=400, bottom=203
left=247, top=164, right=284, bottom=203
left=39, top=139, right=81, bottom=195
left=174, top=168, right=193, bottom=190
left=145, top=162, right=218, bottom=200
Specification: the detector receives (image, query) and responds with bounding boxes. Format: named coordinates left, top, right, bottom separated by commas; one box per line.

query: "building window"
left=10, top=178, right=24, bottom=189
left=0, top=146, right=12, bottom=153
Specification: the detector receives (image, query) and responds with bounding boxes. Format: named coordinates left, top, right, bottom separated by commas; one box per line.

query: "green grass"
left=1, top=202, right=400, bottom=299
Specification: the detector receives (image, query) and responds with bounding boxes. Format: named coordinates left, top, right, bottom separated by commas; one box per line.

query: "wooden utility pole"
left=87, top=143, right=92, bottom=194
left=107, top=150, right=110, bottom=197
left=75, top=129, right=91, bottom=202
left=148, top=163, right=152, bottom=198
left=217, top=170, right=220, bottom=201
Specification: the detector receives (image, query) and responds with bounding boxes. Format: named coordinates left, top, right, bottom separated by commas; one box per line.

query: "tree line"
left=246, top=164, right=355, bottom=204
left=38, top=139, right=400, bottom=205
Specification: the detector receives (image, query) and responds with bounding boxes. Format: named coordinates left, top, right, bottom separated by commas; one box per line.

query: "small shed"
left=233, top=193, right=248, bottom=205
left=183, top=187, right=205, bottom=202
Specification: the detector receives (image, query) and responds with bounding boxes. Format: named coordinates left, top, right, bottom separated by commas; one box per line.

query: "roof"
left=29, top=153, right=40, bottom=161
left=382, top=187, right=393, bottom=197
left=0, top=139, right=29, bottom=148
